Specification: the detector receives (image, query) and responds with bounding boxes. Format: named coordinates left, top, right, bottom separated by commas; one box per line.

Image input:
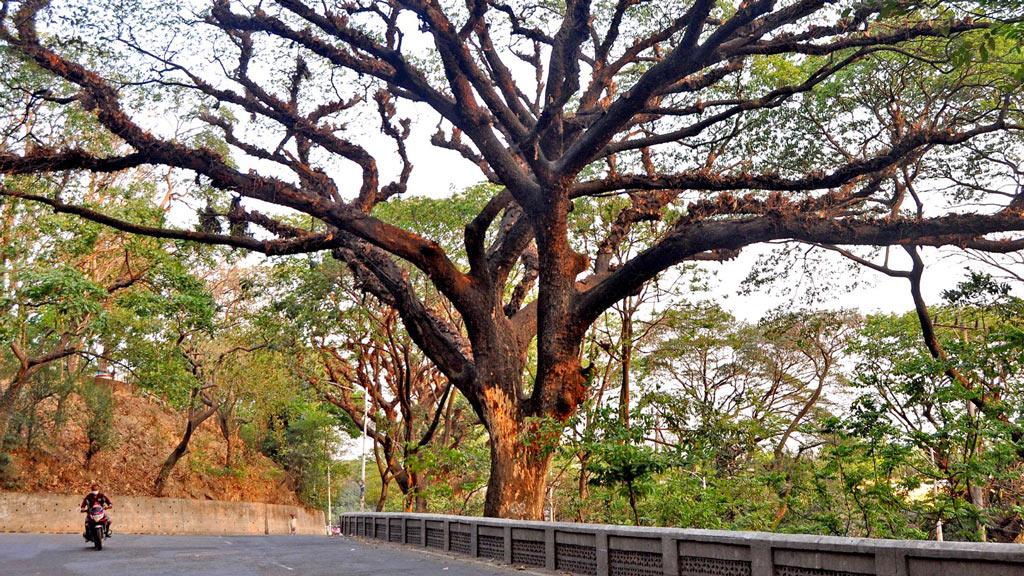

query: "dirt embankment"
left=7, top=382, right=299, bottom=505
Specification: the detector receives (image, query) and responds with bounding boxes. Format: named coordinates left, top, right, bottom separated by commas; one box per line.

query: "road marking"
left=271, top=561, right=294, bottom=571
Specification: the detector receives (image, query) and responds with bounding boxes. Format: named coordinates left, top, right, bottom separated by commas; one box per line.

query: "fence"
left=340, top=512, right=1024, bottom=575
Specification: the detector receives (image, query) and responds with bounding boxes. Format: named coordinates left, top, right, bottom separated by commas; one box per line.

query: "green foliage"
left=373, top=185, right=496, bottom=261
left=18, top=267, right=107, bottom=324
left=0, top=451, right=16, bottom=489
left=82, top=382, right=116, bottom=462
left=575, top=406, right=669, bottom=525
left=406, top=431, right=491, bottom=515
left=547, top=286, right=1024, bottom=541
left=832, top=276, right=1024, bottom=540
left=10, top=363, right=77, bottom=452
left=250, top=397, right=345, bottom=509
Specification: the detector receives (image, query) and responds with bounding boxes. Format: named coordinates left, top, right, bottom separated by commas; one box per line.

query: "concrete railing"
left=0, top=492, right=325, bottom=536
left=340, top=512, right=1024, bottom=575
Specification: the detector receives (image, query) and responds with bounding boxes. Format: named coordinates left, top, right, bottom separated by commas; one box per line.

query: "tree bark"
left=217, top=406, right=233, bottom=468
left=483, top=415, right=552, bottom=520
left=480, top=382, right=556, bottom=519
left=0, top=377, right=27, bottom=452
left=154, top=400, right=218, bottom=496
left=475, top=191, right=588, bottom=519
left=619, top=302, right=633, bottom=428
left=375, top=476, right=390, bottom=512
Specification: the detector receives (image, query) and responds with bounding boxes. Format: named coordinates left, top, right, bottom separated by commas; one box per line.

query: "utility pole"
left=323, top=379, right=370, bottom=513
left=930, top=447, right=943, bottom=542
left=326, top=429, right=332, bottom=530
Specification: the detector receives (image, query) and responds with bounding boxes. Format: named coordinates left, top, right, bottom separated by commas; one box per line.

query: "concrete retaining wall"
left=342, top=512, right=1024, bottom=576
left=0, top=492, right=324, bottom=536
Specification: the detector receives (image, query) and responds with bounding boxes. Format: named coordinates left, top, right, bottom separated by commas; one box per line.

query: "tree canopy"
left=2, top=0, right=1024, bottom=518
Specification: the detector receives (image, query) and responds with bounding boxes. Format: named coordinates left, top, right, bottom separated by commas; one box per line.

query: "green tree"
left=581, top=406, right=668, bottom=526
left=847, top=275, right=1024, bottom=541
left=81, top=380, right=115, bottom=467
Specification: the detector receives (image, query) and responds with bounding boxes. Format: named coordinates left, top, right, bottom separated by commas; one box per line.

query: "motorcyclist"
left=80, top=482, right=113, bottom=538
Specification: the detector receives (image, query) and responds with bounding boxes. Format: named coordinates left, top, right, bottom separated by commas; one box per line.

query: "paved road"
left=0, top=533, right=533, bottom=576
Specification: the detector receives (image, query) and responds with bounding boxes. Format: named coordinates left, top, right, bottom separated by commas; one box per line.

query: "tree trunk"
left=402, top=470, right=424, bottom=512
left=411, top=468, right=429, bottom=512
left=619, top=301, right=633, bottom=427
left=966, top=400, right=989, bottom=542
left=476, top=191, right=587, bottom=519
left=475, top=306, right=587, bottom=518
left=218, top=409, right=232, bottom=468
left=484, top=429, right=551, bottom=519
left=578, top=452, right=590, bottom=502
left=481, top=390, right=555, bottom=519
left=0, top=376, right=28, bottom=451
left=154, top=403, right=217, bottom=496
left=627, top=482, right=640, bottom=526
left=154, top=426, right=194, bottom=496
left=376, top=476, right=390, bottom=511
left=24, top=402, right=37, bottom=452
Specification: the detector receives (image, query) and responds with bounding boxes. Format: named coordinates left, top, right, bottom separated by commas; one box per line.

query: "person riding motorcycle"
left=80, top=483, right=113, bottom=538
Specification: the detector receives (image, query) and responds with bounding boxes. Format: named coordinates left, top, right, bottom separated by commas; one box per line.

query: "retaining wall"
left=341, top=512, right=1024, bottom=576
left=0, top=492, right=324, bottom=535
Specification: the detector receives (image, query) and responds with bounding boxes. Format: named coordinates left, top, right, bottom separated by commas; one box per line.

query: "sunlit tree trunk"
left=154, top=394, right=218, bottom=496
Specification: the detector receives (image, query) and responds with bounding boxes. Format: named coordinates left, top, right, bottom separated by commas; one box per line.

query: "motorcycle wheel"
left=93, top=525, right=104, bottom=550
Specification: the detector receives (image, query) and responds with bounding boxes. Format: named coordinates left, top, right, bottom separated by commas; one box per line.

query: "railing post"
left=595, top=529, right=609, bottom=576
left=750, top=542, right=772, bottom=576
left=503, top=525, right=513, bottom=565
left=470, top=520, right=479, bottom=558
left=402, top=517, right=408, bottom=544
left=874, top=549, right=904, bottom=576
left=545, top=527, right=556, bottom=570
left=443, top=519, right=451, bottom=552
left=661, top=536, right=678, bottom=576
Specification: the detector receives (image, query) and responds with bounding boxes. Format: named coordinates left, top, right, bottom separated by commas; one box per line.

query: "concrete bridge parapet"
left=341, top=512, right=1023, bottom=576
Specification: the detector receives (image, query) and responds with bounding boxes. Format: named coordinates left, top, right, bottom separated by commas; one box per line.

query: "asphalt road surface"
left=0, top=533, right=536, bottom=576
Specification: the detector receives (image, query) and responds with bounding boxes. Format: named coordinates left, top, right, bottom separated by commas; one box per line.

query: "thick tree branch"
left=576, top=210, right=1024, bottom=327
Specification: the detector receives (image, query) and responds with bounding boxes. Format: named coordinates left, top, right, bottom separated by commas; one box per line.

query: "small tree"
left=583, top=406, right=667, bottom=526
left=81, top=380, right=115, bottom=467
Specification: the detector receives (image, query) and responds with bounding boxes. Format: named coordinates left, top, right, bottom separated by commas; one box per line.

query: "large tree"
left=2, top=0, right=1024, bottom=518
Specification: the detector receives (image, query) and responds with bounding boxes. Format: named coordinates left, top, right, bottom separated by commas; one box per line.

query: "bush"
left=81, top=382, right=116, bottom=465
left=0, top=451, right=17, bottom=489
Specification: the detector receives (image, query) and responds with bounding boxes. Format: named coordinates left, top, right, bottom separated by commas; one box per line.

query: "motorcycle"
left=82, top=504, right=110, bottom=550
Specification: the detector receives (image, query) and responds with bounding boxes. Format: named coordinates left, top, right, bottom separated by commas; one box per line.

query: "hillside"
left=5, top=380, right=300, bottom=505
